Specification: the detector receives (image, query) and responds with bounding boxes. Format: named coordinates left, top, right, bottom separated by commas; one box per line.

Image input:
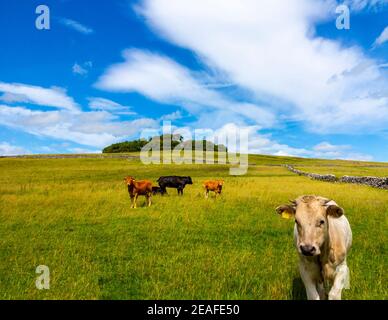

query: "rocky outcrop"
left=285, top=165, right=387, bottom=190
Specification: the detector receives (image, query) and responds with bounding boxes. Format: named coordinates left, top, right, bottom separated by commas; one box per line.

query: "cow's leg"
left=205, top=189, right=209, bottom=199
left=299, top=259, right=320, bottom=300
left=159, top=185, right=166, bottom=195
left=328, top=263, right=349, bottom=300
left=317, top=281, right=327, bottom=300
left=147, top=194, right=152, bottom=207
left=133, top=194, right=138, bottom=208
left=130, top=196, right=134, bottom=208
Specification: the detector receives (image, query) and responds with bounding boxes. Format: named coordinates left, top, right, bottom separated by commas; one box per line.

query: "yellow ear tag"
left=281, top=212, right=292, bottom=219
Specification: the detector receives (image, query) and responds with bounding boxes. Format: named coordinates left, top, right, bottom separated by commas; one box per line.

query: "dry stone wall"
left=285, top=165, right=388, bottom=190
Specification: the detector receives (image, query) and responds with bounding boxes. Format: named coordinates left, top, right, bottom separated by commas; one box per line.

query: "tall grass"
left=0, top=157, right=387, bottom=299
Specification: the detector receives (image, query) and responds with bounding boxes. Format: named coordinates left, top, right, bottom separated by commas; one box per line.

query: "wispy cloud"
left=312, top=141, right=373, bottom=161
left=192, top=123, right=373, bottom=161
left=72, top=61, right=92, bottom=76
left=72, top=63, right=88, bottom=75
left=343, top=0, right=388, bottom=11
left=68, top=147, right=101, bottom=154
left=59, top=18, right=94, bottom=35
left=96, top=49, right=276, bottom=129
left=87, top=97, right=136, bottom=115
left=135, top=0, right=388, bottom=134
left=0, top=82, right=79, bottom=112
left=374, top=26, right=388, bottom=47
left=160, top=110, right=183, bottom=121
left=0, top=142, right=28, bottom=156
left=0, top=103, right=157, bottom=148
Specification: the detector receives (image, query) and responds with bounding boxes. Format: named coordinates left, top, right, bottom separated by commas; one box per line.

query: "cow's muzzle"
left=300, top=245, right=316, bottom=256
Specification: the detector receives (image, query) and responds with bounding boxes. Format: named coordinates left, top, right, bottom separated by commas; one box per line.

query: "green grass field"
left=0, top=154, right=387, bottom=299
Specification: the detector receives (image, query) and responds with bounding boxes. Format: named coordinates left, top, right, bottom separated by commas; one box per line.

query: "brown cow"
left=203, top=180, right=224, bottom=199
left=124, top=176, right=152, bottom=208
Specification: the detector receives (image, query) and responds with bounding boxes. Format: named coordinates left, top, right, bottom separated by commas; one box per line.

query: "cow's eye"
left=319, top=219, right=325, bottom=226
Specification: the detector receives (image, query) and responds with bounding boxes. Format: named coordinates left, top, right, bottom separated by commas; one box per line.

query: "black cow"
left=157, top=176, right=193, bottom=195
left=152, top=186, right=163, bottom=195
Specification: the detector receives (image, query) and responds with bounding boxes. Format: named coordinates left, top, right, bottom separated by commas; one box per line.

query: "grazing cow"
left=276, top=195, right=352, bottom=300
left=124, top=176, right=152, bottom=208
left=203, top=180, right=224, bottom=199
left=157, top=176, right=193, bottom=195
left=152, top=186, right=163, bottom=195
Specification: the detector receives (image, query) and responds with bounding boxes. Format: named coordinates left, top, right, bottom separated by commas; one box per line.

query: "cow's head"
left=276, top=195, right=344, bottom=257
left=186, top=176, right=193, bottom=184
left=124, top=176, right=135, bottom=185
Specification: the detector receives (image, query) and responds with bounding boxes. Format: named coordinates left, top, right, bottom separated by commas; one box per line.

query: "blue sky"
left=1, top=0, right=388, bottom=161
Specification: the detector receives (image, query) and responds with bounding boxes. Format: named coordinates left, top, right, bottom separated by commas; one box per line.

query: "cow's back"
left=158, top=176, right=184, bottom=186
left=133, top=180, right=153, bottom=195
left=203, top=181, right=220, bottom=190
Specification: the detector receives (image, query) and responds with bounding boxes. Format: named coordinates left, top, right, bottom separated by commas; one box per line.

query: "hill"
left=102, top=134, right=227, bottom=153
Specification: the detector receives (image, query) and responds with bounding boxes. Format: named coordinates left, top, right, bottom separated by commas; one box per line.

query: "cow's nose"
left=300, top=245, right=316, bottom=256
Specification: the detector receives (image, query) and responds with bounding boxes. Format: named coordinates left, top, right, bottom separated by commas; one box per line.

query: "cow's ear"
left=276, top=204, right=296, bottom=219
left=326, top=205, right=344, bottom=218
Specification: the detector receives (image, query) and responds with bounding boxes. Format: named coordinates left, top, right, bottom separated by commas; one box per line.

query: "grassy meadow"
left=0, top=154, right=387, bottom=299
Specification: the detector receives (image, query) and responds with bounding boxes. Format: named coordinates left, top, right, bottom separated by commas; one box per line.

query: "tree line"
left=102, top=134, right=227, bottom=153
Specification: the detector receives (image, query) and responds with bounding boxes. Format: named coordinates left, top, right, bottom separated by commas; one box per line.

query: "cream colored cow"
left=276, top=195, right=352, bottom=300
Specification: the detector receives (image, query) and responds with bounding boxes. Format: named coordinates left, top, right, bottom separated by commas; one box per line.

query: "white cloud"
left=68, top=148, right=101, bottom=154
left=72, top=63, right=88, bottom=76
left=374, top=26, right=388, bottom=47
left=0, top=82, right=79, bottom=112
left=136, top=0, right=388, bottom=134
left=0, top=142, right=28, bottom=156
left=210, top=123, right=311, bottom=156
left=0, top=97, right=370, bottom=159
left=343, top=0, right=388, bottom=11
left=59, top=18, right=94, bottom=35
left=0, top=104, right=158, bottom=148
left=96, top=49, right=276, bottom=129
left=72, top=61, right=92, bottom=76
left=210, top=123, right=373, bottom=160
left=313, top=141, right=350, bottom=153
left=312, top=141, right=373, bottom=160
left=87, top=97, right=136, bottom=115
left=70, top=117, right=158, bottom=137
left=160, top=110, right=183, bottom=121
